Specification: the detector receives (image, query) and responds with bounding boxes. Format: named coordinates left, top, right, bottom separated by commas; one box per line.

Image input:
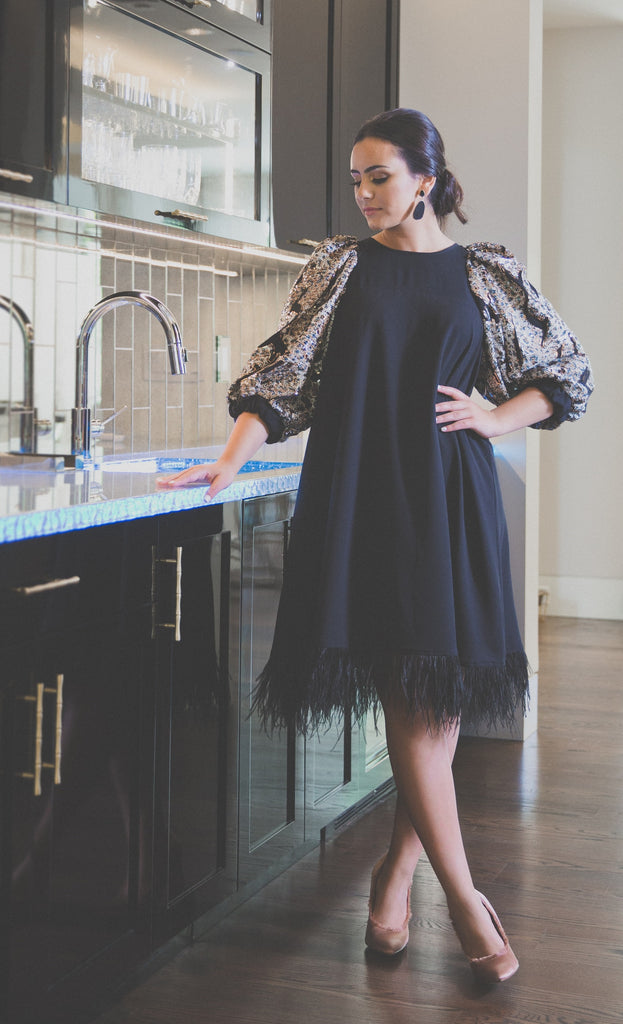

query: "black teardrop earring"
left=413, top=190, right=426, bottom=220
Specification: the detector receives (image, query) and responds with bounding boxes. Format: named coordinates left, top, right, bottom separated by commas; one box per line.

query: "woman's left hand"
left=435, top=385, right=496, bottom=438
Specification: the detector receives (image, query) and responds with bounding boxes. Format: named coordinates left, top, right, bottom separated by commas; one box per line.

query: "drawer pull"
left=16, top=676, right=64, bottom=794
left=178, top=1, right=213, bottom=9
left=288, top=238, right=320, bottom=248
left=17, top=683, right=44, bottom=796
left=152, top=547, right=183, bottom=642
left=154, top=209, right=209, bottom=223
left=49, top=674, right=64, bottom=785
left=12, top=575, right=81, bottom=597
left=0, top=167, right=34, bottom=184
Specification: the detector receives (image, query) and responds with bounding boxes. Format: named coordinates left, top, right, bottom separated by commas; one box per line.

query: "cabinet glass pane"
left=248, top=520, right=291, bottom=849
left=364, top=708, right=388, bottom=771
left=214, top=0, right=263, bottom=22
left=81, top=2, right=258, bottom=217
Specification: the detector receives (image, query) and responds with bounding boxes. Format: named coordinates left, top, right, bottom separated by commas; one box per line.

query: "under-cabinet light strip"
left=0, top=199, right=307, bottom=266
left=7, top=234, right=239, bottom=277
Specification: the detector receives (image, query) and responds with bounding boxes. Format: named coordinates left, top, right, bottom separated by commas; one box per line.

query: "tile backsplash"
left=0, top=195, right=304, bottom=456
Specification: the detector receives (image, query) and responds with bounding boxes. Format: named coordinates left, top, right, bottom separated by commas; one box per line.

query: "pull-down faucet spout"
left=0, top=295, right=36, bottom=452
left=71, top=290, right=187, bottom=458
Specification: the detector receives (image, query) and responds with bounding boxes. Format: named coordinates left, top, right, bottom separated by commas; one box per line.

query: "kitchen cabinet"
left=171, top=0, right=272, bottom=50
left=0, top=523, right=155, bottom=1024
left=272, top=0, right=399, bottom=253
left=0, top=490, right=392, bottom=1022
left=305, top=712, right=393, bottom=840
left=237, top=490, right=305, bottom=885
left=0, top=0, right=272, bottom=245
left=0, top=0, right=65, bottom=201
left=65, top=0, right=272, bottom=244
left=151, top=505, right=238, bottom=946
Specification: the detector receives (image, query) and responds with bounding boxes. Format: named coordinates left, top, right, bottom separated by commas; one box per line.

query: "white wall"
left=398, top=0, right=542, bottom=265
left=399, top=0, right=543, bottom=738
left=540, top=27, right=623, bottom=620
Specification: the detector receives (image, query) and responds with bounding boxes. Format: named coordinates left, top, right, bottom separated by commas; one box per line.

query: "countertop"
left=0, top=444, right=303, bottom=544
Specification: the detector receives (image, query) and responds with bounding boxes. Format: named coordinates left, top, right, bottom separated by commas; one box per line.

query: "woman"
left=161, top=109, right=592, bottom=982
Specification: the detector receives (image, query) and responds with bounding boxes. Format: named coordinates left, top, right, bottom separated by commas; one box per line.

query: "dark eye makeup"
left=351, top=177, right=388, bottom=187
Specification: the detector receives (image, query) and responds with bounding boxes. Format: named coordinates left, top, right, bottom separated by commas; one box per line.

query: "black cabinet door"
left=0, top=0, right=64, bottom=200
left=238, top=491, right=304, bottom=886
left=0, top=523, right=155, bottom=1024
left=271, top=0, right=399, bottom=252
left=151, top=505, right=237, bottom=946
left=271, top=0, right=331, bottom=254
left=0, top=630, right=154, bottom=1024
left=329, top=0, right=400, bottom=239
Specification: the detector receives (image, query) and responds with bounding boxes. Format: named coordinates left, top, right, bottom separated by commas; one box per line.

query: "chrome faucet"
left=0, top=295, right=36, bottom=452
left=71, top=290, right=187, bottom=458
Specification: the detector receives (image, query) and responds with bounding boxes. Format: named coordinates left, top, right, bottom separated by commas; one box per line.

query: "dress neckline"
left=367, top=236, right=459, bottom=255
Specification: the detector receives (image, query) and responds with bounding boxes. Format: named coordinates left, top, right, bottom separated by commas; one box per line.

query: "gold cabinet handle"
left=12, top=575, right=80, bottom=597
left=288, top=238, right=320, bottom=248
left=17, top=682, right=44, bottom=796
left=154, top=209, right=210, bottom=223
left=16, top=676, right=64, bottom=794
left=44, top=674, right=63, bottom=785
left=178, top=1, right=213, bottom=9
left=152, top=547, right=183, bottom=642
left=0, top=167, right=34, bottom=184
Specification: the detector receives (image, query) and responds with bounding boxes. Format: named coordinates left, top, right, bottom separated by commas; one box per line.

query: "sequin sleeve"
left=466, top=242, right=594, bottom=428
left=227, top=236, right=358, bottom=442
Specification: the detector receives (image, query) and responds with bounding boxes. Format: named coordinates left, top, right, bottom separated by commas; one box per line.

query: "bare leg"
left=377, top=699, right=505, bottom=959
left=371, top=721, right=459, bottom=927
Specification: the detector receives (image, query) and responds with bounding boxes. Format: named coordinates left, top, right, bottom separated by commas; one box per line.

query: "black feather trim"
left=251, top=647, right=529, bottom=737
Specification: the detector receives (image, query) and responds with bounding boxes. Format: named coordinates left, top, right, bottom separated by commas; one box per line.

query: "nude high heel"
left=364, top=855, right=412, bottom=956
left=465, top=892, right=519, bottom=983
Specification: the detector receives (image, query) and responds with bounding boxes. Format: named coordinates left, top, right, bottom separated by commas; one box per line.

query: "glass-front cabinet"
left=66, top=0, right=271, bottom=244
left=171, top=0, right=270, bottom=47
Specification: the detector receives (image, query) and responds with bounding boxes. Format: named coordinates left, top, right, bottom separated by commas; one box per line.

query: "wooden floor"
left=91, top=617, right=623, bottom=1024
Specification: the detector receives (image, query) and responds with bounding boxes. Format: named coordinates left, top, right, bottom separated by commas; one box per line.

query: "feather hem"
left=251, top=648, right=529, bottom=736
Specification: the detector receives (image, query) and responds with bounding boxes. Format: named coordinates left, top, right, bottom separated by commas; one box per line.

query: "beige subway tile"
left=166, top=405, right=183, bottom=449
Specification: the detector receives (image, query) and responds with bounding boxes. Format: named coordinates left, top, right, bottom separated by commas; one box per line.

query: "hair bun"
left=436, top=168, right=467, bottom=225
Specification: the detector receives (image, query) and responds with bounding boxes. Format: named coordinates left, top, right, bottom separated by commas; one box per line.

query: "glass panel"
left=81, top=2, right=258, bottom=218
left=364, top=707, right=388, bottom=772
left=307, top=723, right=345, bottom=806
left=249, top=520, right=291, bottom=849
left=214, top=0, right=263, bottom=22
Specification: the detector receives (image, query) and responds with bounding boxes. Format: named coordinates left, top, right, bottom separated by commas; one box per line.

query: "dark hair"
left=353, top=108, right=467, bottom=225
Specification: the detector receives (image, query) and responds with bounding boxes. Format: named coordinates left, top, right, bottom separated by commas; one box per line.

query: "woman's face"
left=350, top=138, right=427, bottom=231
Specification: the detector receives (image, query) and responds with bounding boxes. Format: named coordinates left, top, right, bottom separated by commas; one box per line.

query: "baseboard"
left=539, top=575, right=623, bottom=620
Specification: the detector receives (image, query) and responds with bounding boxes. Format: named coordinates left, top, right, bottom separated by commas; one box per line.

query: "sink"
left=99, top=456, right=301, bottom=474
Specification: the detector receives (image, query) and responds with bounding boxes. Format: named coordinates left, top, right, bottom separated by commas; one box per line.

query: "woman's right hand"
left=157, top=411, right=270, bottom=502
left=157, top=458, right=237, bottom=502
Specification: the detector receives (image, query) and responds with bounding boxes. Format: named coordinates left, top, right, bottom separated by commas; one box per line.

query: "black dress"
left=253, top=237, right=529, bottom=733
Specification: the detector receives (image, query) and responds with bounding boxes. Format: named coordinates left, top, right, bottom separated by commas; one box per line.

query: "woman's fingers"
left=157, top=461, right=238, bottom=503
left=435, top=385, right=495, bottom=437
left=157, top=464, right=216, bottom=488
left=204, top=468, right=235, bottom=501
left=436, top=384, right=466, bottom=400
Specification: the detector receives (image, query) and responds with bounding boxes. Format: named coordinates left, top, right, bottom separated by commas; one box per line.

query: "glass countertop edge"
left=0, top=468, right=302, bottom=544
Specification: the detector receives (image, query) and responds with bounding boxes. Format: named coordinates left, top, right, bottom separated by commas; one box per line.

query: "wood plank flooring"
left=91, top=617, right=623, bottom=1024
